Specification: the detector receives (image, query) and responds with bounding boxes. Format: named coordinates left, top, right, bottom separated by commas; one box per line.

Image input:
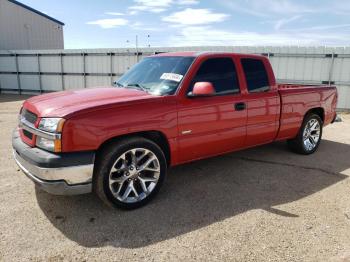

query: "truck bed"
left=276, top=83, right=337, bottom=140
left=277, top=83, right=335, bottom=90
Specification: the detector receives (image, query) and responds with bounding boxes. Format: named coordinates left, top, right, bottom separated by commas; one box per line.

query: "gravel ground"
left=0, top=94, right=350, bottom=262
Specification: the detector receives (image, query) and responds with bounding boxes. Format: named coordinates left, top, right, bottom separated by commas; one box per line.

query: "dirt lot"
left=0, top=94, right=350, bottom=262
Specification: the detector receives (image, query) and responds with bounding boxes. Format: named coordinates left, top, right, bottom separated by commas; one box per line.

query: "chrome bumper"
left=13, top=150, right=93, bottom=195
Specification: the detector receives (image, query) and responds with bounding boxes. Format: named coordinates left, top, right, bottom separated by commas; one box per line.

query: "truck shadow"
left=35, top=139, right=349, bottom=248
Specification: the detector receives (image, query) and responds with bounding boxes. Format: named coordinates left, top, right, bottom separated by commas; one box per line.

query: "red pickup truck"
left=13, top=52, right=337, bottom=209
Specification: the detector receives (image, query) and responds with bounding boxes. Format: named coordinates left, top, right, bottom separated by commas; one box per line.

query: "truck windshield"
left=116, top=56, right=195, bottom=95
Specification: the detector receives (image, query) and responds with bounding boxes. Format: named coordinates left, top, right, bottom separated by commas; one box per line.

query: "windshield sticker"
left=160, top=73, right=183, bottom=82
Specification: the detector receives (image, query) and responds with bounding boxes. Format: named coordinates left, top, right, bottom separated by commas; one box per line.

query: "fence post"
left=37, top=54, right=42, bottom=93
left=15, top=54, right=21, bottom=94
left=136, top=35, right=139, bottom=62
left=60, top=53, right=65, bottom=90
left=110, top=52, right=113, bottom=84
left=328, top=52, right=335, bottom=86
left=83, top=53, right=86, bottom=88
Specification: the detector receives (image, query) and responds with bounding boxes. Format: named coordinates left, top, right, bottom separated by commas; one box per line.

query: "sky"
left=19, top=0, right=350, bottom=49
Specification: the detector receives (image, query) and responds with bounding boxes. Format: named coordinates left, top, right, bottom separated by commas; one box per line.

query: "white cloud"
left=129, top=0, right=172, bottom=13
left=135, top=0, right=172, bottom=7
left=290, top=23, right=350, bottom=31
left=86, top=18, right=128, bottom=29
left=130, top=22, right=164, bottom=31
left=167, top=26, right=348, bottom=46
left=128, top=0, right=199, bottom=14
left=105, top=12, right=125, bottom=16
left=219, top=0, right=350, bottom=17
left=129, top=10, right=139, bottom=15
left=129, top=5, right=166, bottom=13
left=329, top=0, right=350, bottom=15
left=274, top=15, right=301, bottom=30
left=163, top=8, right=229, bottom=25
left=177, top=0, right=199, bottom=5
left=250, top=0, right=313, bottom=14
left=219, top=0, right=315, bottom=17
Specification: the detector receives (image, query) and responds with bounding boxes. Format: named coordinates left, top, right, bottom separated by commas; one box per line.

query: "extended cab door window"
left=241, top=58, right=269, bottom=93
left=241, top=57, right=279, bottom=147
left=190, top=57, right=240, bottom=95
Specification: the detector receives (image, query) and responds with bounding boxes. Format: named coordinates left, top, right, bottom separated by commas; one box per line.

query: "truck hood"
left=23, top=87, right=156, bottom=118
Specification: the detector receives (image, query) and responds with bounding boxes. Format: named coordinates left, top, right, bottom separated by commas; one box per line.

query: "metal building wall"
left=0, top=46, right=349, bottom=109
left=0, top=0, right=64, bottom=50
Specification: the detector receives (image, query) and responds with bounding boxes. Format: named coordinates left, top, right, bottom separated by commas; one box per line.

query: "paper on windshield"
left=160, top=73, right=183, bottom=82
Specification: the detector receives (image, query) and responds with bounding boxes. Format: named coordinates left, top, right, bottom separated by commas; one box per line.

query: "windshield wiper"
left=126, top=83, right=148, bottom=92
left=113, top=81, right=124, bottom=87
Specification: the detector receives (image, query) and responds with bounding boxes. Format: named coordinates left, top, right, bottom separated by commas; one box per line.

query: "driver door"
left=177, top=56, right=247, bottom=163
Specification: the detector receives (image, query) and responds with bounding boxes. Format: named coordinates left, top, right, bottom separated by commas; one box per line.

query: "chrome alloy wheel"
left=302, top=118, right=321, bottom=151
left=108, top=148, right=160, bottom=203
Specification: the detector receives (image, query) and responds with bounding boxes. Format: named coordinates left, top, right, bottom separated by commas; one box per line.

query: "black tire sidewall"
left=99, top=138, right=167, bottom=209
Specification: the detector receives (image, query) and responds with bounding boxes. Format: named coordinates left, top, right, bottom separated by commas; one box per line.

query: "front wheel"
left=94, top=137, right=167, bottom=209
left=287, top=113, right=323, bottom=154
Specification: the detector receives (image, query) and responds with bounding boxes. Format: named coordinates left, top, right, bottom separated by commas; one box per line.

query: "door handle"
left=234, top=102, right=246, bottom=111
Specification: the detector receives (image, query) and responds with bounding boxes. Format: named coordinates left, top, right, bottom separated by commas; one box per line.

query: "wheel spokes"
left=303, top=118, right=321, bottom=151
left=108, top=147, right=161, bottom=203
left=143, top=167, right=160, bottom=172
left=121, top=182, right=133, bottom=201
left=129, top=149, right=137, bottom=165
left=139, top=156, right=157, bottom=171
left=136, top=149, right=150, bottom=163
left=139, top=176, right=158, bottom=183
left=110, top=175, right=127, bottom=184
left=138, top=177, right=149, bottom=194
left=309, top=136, right=315, bottom=145
left=310, top=120, right=319, bottom=131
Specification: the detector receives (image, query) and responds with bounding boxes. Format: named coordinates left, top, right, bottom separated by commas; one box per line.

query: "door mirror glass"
left=188, top=82, right=216, bottom=97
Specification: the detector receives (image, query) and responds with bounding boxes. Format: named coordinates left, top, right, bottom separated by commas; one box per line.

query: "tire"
left=94, top=137, right=167, bottom=209
left=287, top=113, right=323, bottom=155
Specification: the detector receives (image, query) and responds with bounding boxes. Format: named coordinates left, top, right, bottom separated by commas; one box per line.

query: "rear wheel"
left=287, top=113, right=323, bottom=154
left=94, top=137, right=167, bottom=209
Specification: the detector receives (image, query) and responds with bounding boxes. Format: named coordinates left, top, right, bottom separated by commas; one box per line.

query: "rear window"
left=241, top=58, right=269, bottom=93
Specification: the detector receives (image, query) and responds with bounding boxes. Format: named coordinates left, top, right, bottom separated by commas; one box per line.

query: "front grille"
left=23, top=129, right=33, bottom=139
left=22, top=109, right=37, bottom=124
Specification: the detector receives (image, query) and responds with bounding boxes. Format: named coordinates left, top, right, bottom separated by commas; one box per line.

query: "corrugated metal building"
left=0, top=0, right=64, bottom=50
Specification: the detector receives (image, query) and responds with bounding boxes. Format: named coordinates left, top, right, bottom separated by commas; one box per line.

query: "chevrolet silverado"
left=13, top=52, right=338, bottom=209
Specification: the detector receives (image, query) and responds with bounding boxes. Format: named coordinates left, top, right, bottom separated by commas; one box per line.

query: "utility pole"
left=127, top=35, right=141, bottom=61
left=135, top=35, right=139, bottom=62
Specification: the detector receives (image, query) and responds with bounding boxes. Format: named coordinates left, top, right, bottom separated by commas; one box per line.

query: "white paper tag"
left=160, top=73, right=183, bottom=82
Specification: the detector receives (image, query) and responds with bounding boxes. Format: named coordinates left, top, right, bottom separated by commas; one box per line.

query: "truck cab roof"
left=152, top=51, right=266, bottom=59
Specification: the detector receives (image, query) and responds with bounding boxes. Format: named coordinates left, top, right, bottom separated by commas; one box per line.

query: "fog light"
left=36, top=136, right=55, bottom=152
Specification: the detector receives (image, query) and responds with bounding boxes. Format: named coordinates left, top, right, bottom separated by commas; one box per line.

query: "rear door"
left=176, top=56, right=247, bottom=163
left=239, top=57, right=280, bottom=147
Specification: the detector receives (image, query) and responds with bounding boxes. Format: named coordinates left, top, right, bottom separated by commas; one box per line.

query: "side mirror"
left=188, top=82, right=215, bottom=97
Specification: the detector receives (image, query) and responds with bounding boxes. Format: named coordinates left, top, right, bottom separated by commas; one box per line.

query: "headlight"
left=38, top=118, right=65, bottom=133
left=36, top=118, right=65, bottom=152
